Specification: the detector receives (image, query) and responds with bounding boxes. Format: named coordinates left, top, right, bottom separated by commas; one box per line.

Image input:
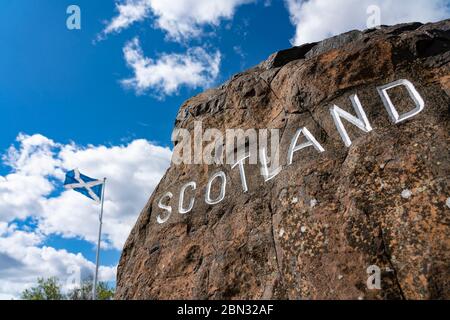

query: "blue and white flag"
left=64, top=169, right=104, bottom=203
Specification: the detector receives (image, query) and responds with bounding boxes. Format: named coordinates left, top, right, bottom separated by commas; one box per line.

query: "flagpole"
left=93, top=177, right=106, bottom=300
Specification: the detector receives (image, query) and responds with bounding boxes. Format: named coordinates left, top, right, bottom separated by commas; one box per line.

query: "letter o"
left=178, top=182, right=196, bottom=214
left=205, top=171, right=227, bottom=205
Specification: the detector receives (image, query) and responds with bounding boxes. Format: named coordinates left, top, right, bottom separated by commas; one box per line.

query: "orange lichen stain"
left=440, top=75, right=450, bottom=90
left=319, top=49, right=341, bottom=64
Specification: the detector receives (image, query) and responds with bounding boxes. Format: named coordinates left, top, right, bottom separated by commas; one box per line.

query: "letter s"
left=157, top=192, right=173, bottom=224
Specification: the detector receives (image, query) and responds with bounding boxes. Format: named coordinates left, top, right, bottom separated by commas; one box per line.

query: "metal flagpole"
left=93, top=177, right=106, bottom=300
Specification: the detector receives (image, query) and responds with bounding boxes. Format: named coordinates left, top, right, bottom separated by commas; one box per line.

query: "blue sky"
left=0, top=0, right=292, bottom=153
left=0, top=0, right=448, bottom=299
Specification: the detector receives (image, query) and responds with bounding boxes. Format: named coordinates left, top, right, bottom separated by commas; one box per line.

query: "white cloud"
left=103, top=0, right=152, bottom=36
left=0, top=134, right=59, bottom=222
left=103, top=0, right=254, bottom=41
left=0, top=133, right=172, bottom=298
left=0, top=223, right=116, bottom=299
left=122, top=37, right=221, bottom=96
left=285, top=0, right=450, bottom=45
left=0, top=134, right=171, bottom=250
left=42, top=138, right=172, bottom=249
left=102, top=1, right=235, bottom=98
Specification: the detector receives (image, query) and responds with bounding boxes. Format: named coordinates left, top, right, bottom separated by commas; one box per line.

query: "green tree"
left=21, top=277, right=64, bottom=300
left=21, top=277, right=115, bottom=300
left=67, top=278, right=115, bottom=300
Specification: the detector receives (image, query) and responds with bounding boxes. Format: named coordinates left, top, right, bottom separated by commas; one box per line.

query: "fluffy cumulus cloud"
left=285, top=0, right=450, bottom=45
left=102, top=1, right=252, bottom=97
left=103, top=0, right=254, bottom=41
left=122, top=37, right=221, bottom=96
left=0, top=134, right=172, bottom=298
left=101, top=1, right=251, bottom=97
left=0, top=223, right=116, bottom=300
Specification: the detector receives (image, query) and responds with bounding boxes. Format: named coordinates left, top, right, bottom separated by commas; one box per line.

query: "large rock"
left=116, top=20, right=450, bottom=300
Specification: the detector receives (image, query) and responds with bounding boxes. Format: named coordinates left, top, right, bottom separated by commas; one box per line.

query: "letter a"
left=366, top=265, right=381, bottom=290
left=66, top=5, right=81, bottom=30
left=288, top=128, right=325, bottom=165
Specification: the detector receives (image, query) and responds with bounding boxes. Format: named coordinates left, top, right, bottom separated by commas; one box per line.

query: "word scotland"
left=156, top=79, right=425, bottom=224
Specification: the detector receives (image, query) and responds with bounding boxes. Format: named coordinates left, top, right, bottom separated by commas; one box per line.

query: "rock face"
left=116, top=20, right=450, bottom=300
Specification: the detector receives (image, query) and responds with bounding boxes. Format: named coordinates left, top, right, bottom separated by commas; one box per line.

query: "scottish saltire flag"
left=64, top=169, right=104, bottom=203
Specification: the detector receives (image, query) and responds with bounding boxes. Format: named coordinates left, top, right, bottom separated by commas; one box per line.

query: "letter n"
left=330, top=94, right=373, bottom=147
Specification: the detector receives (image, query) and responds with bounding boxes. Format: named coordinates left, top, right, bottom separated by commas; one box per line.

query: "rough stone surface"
left=116, top=20, right=450, bottom=300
